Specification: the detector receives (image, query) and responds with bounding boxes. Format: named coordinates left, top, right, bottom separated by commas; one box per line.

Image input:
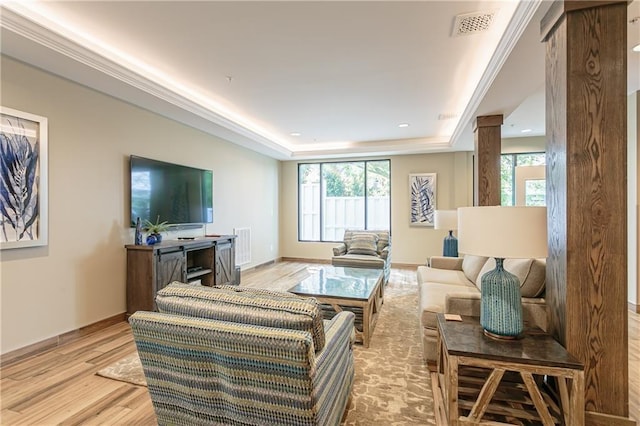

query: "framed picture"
left=409, top=173, right=436, bottom=226
left=1, top=107, right=48, bottom=249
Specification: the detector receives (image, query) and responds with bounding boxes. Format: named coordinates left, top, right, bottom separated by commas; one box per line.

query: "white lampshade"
left=458, top=206, right=547, bottom=259
left=434, top=210, right=458, bottom=230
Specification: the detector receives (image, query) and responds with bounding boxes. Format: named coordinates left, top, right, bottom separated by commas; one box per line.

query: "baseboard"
left=585, top=411, right=637, bottom=426
left=628, top=301, right=640, bottom=314
left=280, top=257, right=331, bottom=264
left=391, top=262, right=422, bottom=270
left=1, top=312, right=126, bottom=366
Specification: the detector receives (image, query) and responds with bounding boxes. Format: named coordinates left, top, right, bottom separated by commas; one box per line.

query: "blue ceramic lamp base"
left=480, top=257, right=523, bottom=340
left=443, top=231, right=458, bottom=257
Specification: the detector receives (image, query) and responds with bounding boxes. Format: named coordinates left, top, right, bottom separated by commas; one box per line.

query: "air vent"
left=452, top=11, right=495, bottom=37
left=438, top=113, right=459, bottom=121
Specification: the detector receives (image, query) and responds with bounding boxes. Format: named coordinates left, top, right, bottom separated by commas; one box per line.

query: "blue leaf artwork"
left=410, top=173, right=436, bottom=225
left=0, top=113, right=40, bottom=243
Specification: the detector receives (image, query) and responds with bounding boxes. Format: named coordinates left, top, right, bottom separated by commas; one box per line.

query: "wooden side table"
left=435, top=314, right=584, bottom=425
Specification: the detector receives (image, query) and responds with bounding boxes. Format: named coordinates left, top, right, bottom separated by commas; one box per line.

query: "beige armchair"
left=332, top=229, right=391, bottom=284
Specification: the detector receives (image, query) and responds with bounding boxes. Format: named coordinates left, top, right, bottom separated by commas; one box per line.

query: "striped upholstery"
left=332, top=229, right=391, bottom=284
left=157, top=282, right=325, bottom=351
left=130, top=304, right=355, bottom=425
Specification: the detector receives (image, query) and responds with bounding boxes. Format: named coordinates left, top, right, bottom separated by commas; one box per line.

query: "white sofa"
left=417, top=255, right=547, bottom=366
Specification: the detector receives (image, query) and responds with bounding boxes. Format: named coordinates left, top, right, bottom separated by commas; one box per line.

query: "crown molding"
left=449, top=0, right=543, bottom=148
left=0, top=4, right=293, bottom=158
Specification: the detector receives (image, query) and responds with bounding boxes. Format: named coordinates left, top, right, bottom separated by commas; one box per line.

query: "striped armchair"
left=332, top=229, right=391, bottom=284
left=129, top=282, right=355, bottom=426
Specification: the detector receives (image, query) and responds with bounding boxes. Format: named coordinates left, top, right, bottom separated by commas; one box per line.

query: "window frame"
left=297, top=159, right=391, bottom=242
left=501, top=151, right=545, bottom=206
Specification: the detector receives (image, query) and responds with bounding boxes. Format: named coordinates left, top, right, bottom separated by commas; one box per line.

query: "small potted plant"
left=143, top=216, right=170, bottom=244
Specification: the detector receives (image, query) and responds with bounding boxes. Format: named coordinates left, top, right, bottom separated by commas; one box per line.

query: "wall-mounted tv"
left=130, top=155, right=213, bottom=227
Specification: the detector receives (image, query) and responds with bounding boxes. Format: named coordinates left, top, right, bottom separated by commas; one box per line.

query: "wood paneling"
left=543, top=1, right=629, bottom=418
left=473, top=114, right=503, bottom=206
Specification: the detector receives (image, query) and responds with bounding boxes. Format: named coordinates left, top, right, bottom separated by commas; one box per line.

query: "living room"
left=1, top=1, right=639, bottom=425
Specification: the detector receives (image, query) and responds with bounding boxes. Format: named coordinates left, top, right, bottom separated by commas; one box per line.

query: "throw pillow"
left=347, top=233, right=379, bottom=256
left=473, top=258, right=545, bottom=298
left=462, top=255, right=489, bottom=283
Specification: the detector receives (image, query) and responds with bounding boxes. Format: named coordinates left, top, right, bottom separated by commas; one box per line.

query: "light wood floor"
left=1, top=261, right=639, bottom=425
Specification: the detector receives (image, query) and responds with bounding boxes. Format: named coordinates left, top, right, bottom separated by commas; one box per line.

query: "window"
left=298, top=160, right=390, bottom=242
left=500, top=152, right=545, bottom=206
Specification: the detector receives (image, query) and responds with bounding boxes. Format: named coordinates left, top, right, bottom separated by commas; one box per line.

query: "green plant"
left=143, top=216, right=169, bottom=235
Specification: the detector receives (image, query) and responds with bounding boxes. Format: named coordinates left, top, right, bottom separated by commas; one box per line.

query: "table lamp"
left=457, top=206, right=547, bottom=339
left=434, top=210, right=458, bottom=257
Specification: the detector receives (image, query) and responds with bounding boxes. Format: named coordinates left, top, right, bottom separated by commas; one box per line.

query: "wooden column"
left=541, top=1, right=630, bottom=422
left=473, top=114, right=503, bottom=206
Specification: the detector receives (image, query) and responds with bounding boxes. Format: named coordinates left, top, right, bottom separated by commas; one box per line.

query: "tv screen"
left=130, top=156, right=213, bottom=227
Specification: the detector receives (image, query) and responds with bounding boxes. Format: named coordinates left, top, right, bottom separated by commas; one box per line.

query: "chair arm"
left=313, top=311, right=355, bottom=401
left=430, top=256, right=463, bottom=270
left=445, top=291, right=481, bottom=317
left=380, top=246, right=390, bottom=261
left=333, top=243, right=347, bottom=256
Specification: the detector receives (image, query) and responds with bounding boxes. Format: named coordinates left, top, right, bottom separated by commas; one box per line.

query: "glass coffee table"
left=289, top=266, right=384, bottom=348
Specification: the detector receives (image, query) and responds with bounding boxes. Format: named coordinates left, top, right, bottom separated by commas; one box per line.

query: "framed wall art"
left=0, top=107, right=48, bottom=249
left=409, top=173, right=436, bottom=226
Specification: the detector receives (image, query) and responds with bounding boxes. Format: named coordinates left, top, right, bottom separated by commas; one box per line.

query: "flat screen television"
left=130, top=155, right=213, bottom=227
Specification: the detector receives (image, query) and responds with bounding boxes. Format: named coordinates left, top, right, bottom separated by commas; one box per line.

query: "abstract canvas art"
left=409, top=173, right=436, bottom=226
left=0, top=107, right=48, bottom=249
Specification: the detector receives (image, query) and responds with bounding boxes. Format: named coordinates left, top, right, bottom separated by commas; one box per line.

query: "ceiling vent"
left=452, top=11, right=495, bottom=37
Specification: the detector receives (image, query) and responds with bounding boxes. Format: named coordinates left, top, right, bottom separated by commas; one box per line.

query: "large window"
left=298, top=160, right=390, bottom=241
left=501, top=152, right=546, bottom=206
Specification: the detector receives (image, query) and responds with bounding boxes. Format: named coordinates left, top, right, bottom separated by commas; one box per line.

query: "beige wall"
left=280, top=152, right=473, bottom=265
left=0, top=56, right=280, bottom=354
left=502, top=136, right=545, bottom=153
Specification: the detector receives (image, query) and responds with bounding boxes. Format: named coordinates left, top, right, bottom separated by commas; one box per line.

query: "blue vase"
left=146, top=234, right=158, bottom=245
left=480, top=258, right=523, bottom=339
left=443, top=231, right=458, bottom=257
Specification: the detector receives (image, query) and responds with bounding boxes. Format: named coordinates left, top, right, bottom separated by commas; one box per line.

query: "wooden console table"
left=434, top=314, right=584, bottom=425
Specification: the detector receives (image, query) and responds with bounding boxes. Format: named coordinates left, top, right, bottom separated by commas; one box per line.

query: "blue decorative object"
left=146, top=234, right=158, bottom=245
left=135, top=217, right=143, bottom=245
left=443, top=230, right=458, bottom=257
left=480, top=258, right=523, bottom=339
left=153, top=233, right=163, bottom=244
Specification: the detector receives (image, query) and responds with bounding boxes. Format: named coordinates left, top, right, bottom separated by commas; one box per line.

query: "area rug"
left=97, top=269, right=436, bottom=425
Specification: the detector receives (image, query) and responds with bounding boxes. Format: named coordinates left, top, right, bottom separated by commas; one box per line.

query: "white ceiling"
left=1, top=1, right=639, bottom=160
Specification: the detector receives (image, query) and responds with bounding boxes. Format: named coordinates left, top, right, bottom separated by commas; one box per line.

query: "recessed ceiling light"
left=633, top=43, right=640, bottom=52
left=521, top=128, right=533, bottom=133
left=398, top=123, right=410, bottom=128
left=290, top=132, right=301, bottom=137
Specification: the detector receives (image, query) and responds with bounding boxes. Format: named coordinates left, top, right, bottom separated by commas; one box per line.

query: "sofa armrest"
left=333, top=243, right=347, bottom=256
left=430, top=256, right=463, bottom=270
left=445, top=292, right=481, bottom=317
left=445, top=293, right=548, bottom=332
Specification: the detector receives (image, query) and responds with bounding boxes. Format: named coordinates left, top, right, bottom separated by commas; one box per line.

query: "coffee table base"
left=316, top=292, right=382, bottom=348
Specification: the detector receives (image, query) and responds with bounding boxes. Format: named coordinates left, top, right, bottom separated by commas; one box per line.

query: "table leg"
left=447, top=354, right=459, bottom=425
left=569, top=371, right=585, bottom=426
left=362, top=301, right=371, bottom=348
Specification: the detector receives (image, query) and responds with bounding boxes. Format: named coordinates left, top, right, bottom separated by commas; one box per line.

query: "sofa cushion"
left=417, top=266, right=473, bottom=287
left=522, top=259, right=546, bottom=298
left=418, top=281, right=479, bottom=329
left=462, top=255, right=489, bottom=283
left=347, top=233, right=379, bottom=256
left=332, top=253, right=385, bottom=269
left=474, top=258, right=546, bottom=298
left=156, top=282, right=326, bottom=351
